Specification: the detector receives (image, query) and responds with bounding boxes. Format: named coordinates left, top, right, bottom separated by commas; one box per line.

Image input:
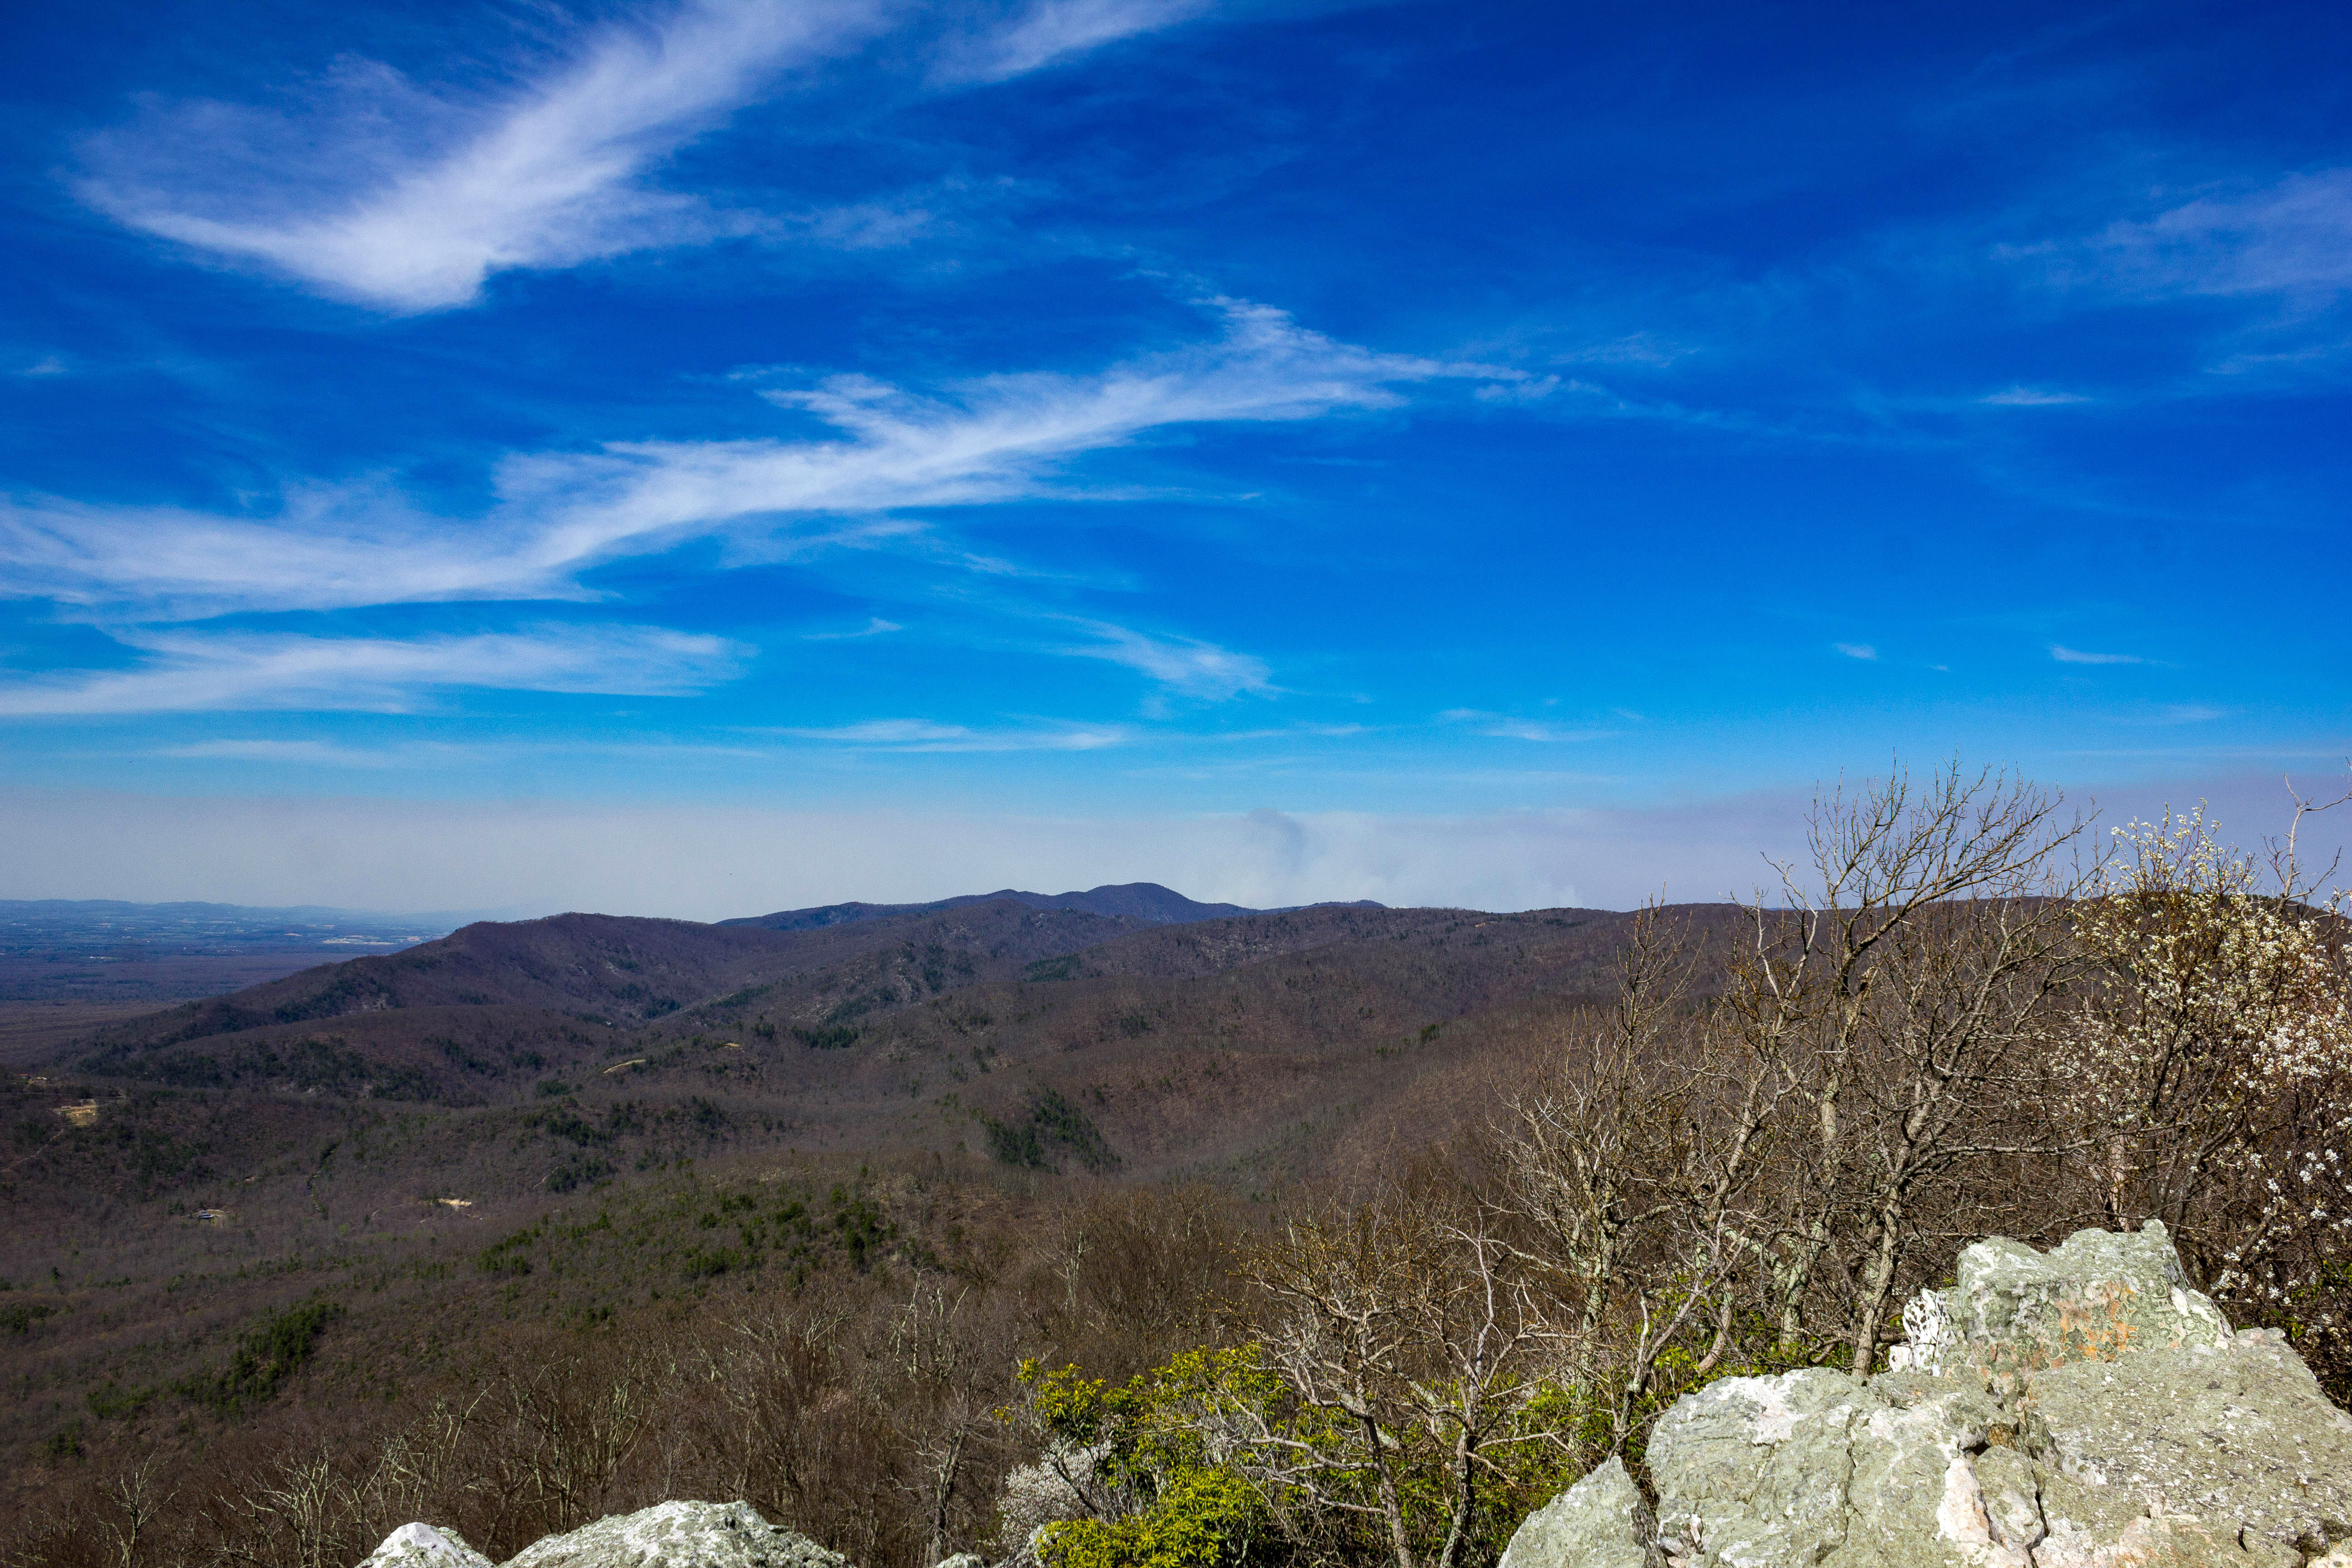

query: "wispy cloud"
left=1979, top=386, right=2091, bottom=406
left=79, top=0, right=897, bottom=312
left=0, top=298, right=1486, bottom=619
left=936, top=0, right=1211, bottom=83
left=0, top=625, right=747, bottom=715
left=76, top=0, right=1234, bottom=313
left=1833, top=642, right=1879, bottom=661
left=804, top=616, right=904, bottom=640
left=2012, top=169, right=2352, bottom=305
left=1478, top=722, right=1614, bottom=743
left=774, top=717, right=1128, bottom=750
left=2050, top=644, right=2143, bottom=666
left=160, top=738, right=486, bottom=768
left=1436, top=708, right=1613, bottom=742
left=1064, top=620, right=1272, bottom=700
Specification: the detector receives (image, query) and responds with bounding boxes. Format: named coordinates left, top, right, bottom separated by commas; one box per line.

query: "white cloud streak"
left=1978, top=386, right=2090, bottom=407
left=803, top=616, right=904, bottom=640
left=2012, top=170, right=2352, bottom=305
left=2050, top=644, right=2143, bottom=666
left=0, top=625, right=747, bottom=715
left=938, top=0, right=1211, bottom=83
left=160, top=738, right=488, bottom=768
left=1833, top=642, right=1878, bottom=661
left=1435, top=708, right=1612, bottom=742
left=1063, top=621, right=1272, bottom=700
left=774, top=718, right=1129, bottom=750
left=0, top=299, right=1488, bottom=621
left=77, top=0, right=1228, bottom=312
left=81, top=0, right=897, bottom=312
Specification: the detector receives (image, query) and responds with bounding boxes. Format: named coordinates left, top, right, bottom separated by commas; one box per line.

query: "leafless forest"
left=6, top=764, right=2348, bottom=1568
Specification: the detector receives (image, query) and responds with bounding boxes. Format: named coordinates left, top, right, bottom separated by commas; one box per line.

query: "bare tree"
left=98, top=1458, right=174, bottom=1568
left=1832, top=888, right=2085, bottom=1376
left=1241, top=1196, right=1559, bottom=1568
left=1721, top=762, right=2089, bottom=1370
left=1502, top=904, right=1760, bottom=1450
left=482, top=1343, right=668, bottom=1541
left=883, top=1281, right=998, bottom=1565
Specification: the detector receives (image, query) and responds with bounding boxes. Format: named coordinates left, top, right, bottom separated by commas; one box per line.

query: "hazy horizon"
left=4, top=765, right=2345, bottom=922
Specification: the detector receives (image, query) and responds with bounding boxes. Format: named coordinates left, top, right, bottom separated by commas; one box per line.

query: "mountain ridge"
left=719, top=881, right=1383, bottom=932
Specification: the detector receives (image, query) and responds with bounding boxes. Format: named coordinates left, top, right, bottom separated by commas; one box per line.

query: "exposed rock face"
left=1496, top=1456, right=1663, bottom=1568
left=1504, top=1224, right=2352, bottom=1568
left=357, top=1524, right=494, bottom=1568
left=457, top=1502, right=843, bottom=1568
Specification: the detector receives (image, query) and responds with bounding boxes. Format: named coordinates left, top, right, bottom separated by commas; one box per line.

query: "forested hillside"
left=2, top=894, right=1694, bottom=1541
left=6, top=771, right=2349, bottom=1568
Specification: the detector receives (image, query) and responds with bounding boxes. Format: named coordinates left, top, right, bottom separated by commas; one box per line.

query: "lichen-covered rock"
left=358, top=1524, right=494, bottom=1568
left=2026, top=1329, right=2352, bottom=1566
left=1522, top=1226, right=2352, bottom=1568
left=1940, top=1221, right=2235, bottom=1380
left=1498, top=1455, right=1661, bottom=1568
left=502, top=1502, right=844, bottom=1568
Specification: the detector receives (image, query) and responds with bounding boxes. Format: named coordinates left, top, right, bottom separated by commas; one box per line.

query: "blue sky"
left=2, top=0, right=2348, bottom=914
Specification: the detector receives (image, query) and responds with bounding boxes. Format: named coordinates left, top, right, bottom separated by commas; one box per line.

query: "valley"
left=0, top=886, right=1729, bottom=1524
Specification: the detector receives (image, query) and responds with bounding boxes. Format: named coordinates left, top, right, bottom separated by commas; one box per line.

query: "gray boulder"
left=1938, top=1221, right=2234, bottom=1380
left=358, top=1524, right=494, bottom=1568
left=502, top=1502, right=845, bottom=1568
left=1502, top=1225, right=2352, bottom=1568
left=1497, top=1456, right=1662, bottom=1568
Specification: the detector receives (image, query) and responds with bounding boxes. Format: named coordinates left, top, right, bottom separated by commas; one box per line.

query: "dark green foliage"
left=679, top=1245, right=744, bottom=1279
left=271, top=971, right=397, bottom=1024
left=173, top=1297, right=346, bottom=1416
left=80, top=1035, right=439, bottom=1101
left=985, top=1089, right=1120, bottom=1173
left=548, top=1155, right=615, bottom=1192
left=1024, top=955, right=1083, bottom=983
left=477, top=1227, right=541, bottom=1276
left=527, top=1107, right=606, bottom=1146
left=793, top=1024, right=861, bottom=1049
left=0, top=1300, right=51, bottom=1335
left=987, top=1117, right=1049, bottom=1169
left=84, top=1382, right=154, bottom=1421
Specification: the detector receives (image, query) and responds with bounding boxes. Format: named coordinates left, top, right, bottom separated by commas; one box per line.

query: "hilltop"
left=719, top=879, right=1383, bottom=931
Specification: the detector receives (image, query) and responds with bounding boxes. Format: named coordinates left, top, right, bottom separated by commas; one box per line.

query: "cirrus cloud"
left=0, top=625, right=747, bottom=715
left=0, top=298, right=1496, bottom=621
left=75, top=0, right=1232, bottom=313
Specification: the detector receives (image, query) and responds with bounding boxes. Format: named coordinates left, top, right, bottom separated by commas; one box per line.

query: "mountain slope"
left=719, top=880, right=1378, bottom=931
left=15, top=902, right=1756, bottom=1243
left=67, top=901, right=1152, bottom=1096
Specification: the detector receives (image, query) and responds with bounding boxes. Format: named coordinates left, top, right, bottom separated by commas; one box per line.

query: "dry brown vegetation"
left=5, top=763, right=2348, bottom=1568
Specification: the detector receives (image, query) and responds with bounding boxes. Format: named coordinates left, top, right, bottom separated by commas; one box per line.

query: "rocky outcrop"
left=357, top=1524, right=494, bottom=1568
left=1498, top=1456, right=1663, bottom=1568
left=361, top=1503, right=843, bottom=1568
left=1504, top=1224, right=2352, bottom=1568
